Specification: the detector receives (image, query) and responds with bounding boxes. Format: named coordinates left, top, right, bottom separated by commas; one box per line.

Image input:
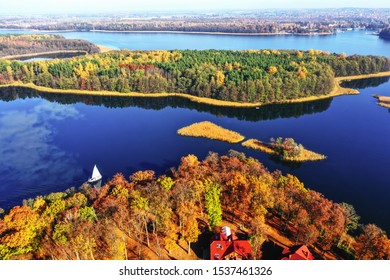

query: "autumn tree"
left=204, top=179, right=222, bottom=229
left=0, top=206, right=44, bottom=259
left=164, top=221, right=179, bottom=255
left=249, top=216, right=268, bottom=260
left=355, top=224, right=390, bottom=260
left=182, top=216, right=200, bottom=255
left=131, top=190, right=150, bottom=248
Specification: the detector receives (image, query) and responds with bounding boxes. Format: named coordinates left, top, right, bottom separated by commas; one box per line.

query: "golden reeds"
left=242, top=139, right=276, bottom=155
left=374, top=95, right=390, bottom=109
left=177, top=121, right=245, bottom=143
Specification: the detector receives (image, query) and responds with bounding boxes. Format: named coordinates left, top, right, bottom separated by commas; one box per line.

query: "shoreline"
left=1, top=71, right=390, bottom=108
left=0, top=50, right=87, bottom=60
left=3, top=28, right=334, bottom=36
left=89, top=30, right=335, bottom=36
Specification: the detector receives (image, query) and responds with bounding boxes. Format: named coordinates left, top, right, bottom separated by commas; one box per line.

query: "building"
left=281, top=245, right=314, bottom=260
left=210, top=226, right=253, bottom=260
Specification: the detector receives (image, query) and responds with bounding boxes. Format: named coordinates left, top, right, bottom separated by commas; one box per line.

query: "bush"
left=270, top=137, right=303, bottom=159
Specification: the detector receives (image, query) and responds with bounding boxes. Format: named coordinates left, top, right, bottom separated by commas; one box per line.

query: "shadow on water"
left=17, top=51, right=87, bottom=62
left=268, top=155, right=303, bottom=170
left=341, top=76, right=390, bottom=89
left=0, top=86, right=333, bottom=122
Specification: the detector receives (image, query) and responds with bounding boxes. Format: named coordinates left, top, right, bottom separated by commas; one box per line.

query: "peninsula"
left=1, top=48, right=389, bottom=107
left=0, top=34, right=100, bottom=59
left=379, top=28, right=390, bottom=40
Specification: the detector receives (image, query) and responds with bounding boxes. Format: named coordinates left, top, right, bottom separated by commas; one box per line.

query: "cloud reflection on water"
left=0, top=101, right=84, bottom=207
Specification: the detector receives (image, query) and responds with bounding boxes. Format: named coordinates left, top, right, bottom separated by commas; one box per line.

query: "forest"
left=0, top=34, right=100, bottom=57
left=0, top=151, right=388, bottom=260
left=379, top=28, right=390, bottom=40
left=0, top=49, right=389, bottom=103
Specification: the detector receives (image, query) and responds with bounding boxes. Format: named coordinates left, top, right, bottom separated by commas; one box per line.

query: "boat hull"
left=88, top=176, right=102, bottom=183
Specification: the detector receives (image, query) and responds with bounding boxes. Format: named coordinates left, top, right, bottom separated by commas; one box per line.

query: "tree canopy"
left=1, top=49, right=389, bottom=104
left=1, top=151, right=388, bottom=260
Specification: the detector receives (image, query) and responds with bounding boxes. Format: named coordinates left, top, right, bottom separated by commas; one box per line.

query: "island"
left=177, top=121, right=245, bottom=143
left=1, top=48, right=390, bottom=107
left=242, top=137, right=326, bottom=162
left=373, top=94, right=390, bottom=109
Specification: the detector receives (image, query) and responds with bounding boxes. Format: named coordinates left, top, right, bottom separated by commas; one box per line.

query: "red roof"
left=281, top=245, right=314, bottom=260
left=210, top=233, right=253, bottom=260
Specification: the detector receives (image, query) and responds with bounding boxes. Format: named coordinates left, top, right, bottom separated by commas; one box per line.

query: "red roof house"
left=210, top=226, right=253, bottom=260
left=281, top=245, right=314, bottom=260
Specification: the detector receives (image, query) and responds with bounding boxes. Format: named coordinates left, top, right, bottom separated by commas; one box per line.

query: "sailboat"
left=88, top=164, right=102, bottom=183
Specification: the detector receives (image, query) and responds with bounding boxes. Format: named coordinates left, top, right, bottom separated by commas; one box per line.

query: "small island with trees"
left=242, top=137, right=326, bottom=162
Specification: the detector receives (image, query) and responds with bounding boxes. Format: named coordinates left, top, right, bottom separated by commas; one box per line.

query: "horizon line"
left=1, top=7, right=390, bottom=16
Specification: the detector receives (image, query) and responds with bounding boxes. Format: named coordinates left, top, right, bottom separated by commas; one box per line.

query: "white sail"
left=88, top=164, right=102, bottom=183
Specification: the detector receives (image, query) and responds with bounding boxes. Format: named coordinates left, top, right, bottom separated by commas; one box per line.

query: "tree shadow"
left=261, top=241, right=284, bottom=260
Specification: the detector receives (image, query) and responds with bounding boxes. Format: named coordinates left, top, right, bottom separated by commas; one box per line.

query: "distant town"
left=0, top=8, right=389, bottom=35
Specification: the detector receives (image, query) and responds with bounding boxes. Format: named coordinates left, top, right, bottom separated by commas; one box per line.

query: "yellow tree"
left=164, top=221, right=179, bottom=255
left=131, top=190, right=150, bottom=247
left=268, top=66, right=278, bottom=75
left=214, top=70, right=225, bottom=87
left=182, top=216, right=200, bottom=255
left=0, top=206, right=44, bottom=259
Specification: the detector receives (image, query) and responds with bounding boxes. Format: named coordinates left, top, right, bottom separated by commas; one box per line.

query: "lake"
left=0, top=30, right=389, bottom=232
left=1, top=29, right=390, bottom=57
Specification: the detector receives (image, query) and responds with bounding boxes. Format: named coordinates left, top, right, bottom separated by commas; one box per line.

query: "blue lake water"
left=1, top=29, right=390, bottom=56
left=0, top=30, right=389, bottom=232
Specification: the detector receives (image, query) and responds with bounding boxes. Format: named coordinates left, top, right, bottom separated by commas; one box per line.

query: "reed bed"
left=374, top=95, right=390, bottom=109
left=242, top=138, right=326, bottom=162
left=242, top=139, right=276, bottom=155
left=177, top=121, right=245, bottom=143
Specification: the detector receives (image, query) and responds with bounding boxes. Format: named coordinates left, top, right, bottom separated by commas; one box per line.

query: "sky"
left=0, top=0, right=389, bottom=15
